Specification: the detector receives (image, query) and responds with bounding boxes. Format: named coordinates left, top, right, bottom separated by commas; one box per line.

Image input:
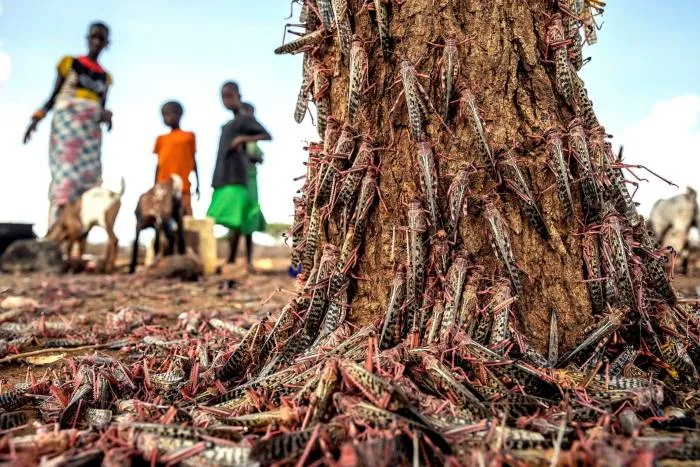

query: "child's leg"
left=246, top=235, right=254, bottom=269
left=228, top=229, right=241, bottom=264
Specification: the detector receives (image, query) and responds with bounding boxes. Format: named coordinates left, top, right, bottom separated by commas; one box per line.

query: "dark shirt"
left=211, top=114, right=268, bottom=187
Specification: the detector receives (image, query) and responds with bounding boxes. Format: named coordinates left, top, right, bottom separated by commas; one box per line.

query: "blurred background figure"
left=207, top=82, right=271, bottom=271
left=648, top=186, right=700, bottom=274
left=153, top=100, right=199, bottom=216
left=240, top=102, right=267, bottom=272
left=23, top=21, right=114, bottom=228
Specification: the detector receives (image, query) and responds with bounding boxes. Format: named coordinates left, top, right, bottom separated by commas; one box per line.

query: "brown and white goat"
left=45, top=177, right=125, bottom=273
left=129, top=174, right=186, bottom=274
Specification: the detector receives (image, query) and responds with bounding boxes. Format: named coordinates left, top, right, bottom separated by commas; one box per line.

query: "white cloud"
left=616, top=95, right=700, bottom=218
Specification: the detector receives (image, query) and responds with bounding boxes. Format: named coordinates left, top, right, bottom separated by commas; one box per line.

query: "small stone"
left=0, top=296, right=39, bottom=310
left=618, top=408, right=641, bottom=435
left=146, top=249, right=203, bottom=281
left=0, top=239, right=64, bottom=274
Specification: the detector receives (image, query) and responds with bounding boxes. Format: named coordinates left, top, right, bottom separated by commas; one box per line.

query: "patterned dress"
left=48, top=56, right=112, bottom=220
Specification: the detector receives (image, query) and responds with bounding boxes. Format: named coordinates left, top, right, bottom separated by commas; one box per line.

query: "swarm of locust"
left=4, top=0, right=698, bottom=464
left=0, top=282, right=697, bottom=467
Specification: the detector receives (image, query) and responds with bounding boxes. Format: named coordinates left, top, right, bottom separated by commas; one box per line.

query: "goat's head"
left=44, top=202, right=84, bottom=243
left=45, top=220, right=67, bottom=243
left=136, top=176, right=184, bottom=226
left=154, top=185, right=168, bottom=202
left=170, top=174, right=183, bottom=200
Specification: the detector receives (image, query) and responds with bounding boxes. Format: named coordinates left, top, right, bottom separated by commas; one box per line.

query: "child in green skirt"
left=207, top=82, right=271, bottom=269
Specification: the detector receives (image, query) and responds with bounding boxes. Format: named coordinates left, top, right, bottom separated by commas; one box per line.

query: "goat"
left=648, top=186, right=700, bottom=274
left=129, top=174, right=186, bottom=274
left=45, top=177, right=125, bottom=273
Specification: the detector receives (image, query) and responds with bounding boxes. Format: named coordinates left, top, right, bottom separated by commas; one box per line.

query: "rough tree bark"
left=185, top=3, right=700, bottom=463
left=271, top=0, right=694, bottom=385
left=212, top=1, right=699, bottom=463
left=345, top=0, right=594, bottom=353
left=289, top=0, right=599, bottom=354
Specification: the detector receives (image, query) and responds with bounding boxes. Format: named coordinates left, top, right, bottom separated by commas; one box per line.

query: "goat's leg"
left=680, top=233, right=692, bottom=275
left=153, top=227, right=162, bottom=257
left=162, top=222, right=176, bottom=256
left=682, top=249, right=690, bottom=275
left=103, top=202, right=121, bottom=273
left=78, top=233, right=88, bottom=259
left=79, top=239, right=87, bottom=258
left=105, top=234, right=118, bottom=274
left=129, top=228, right=141, bottom=274
left=104, top=240, right=113, bottom=274
left=176, top=214, right=186, bottom=255
left=65, top=240, right=75, bottom=260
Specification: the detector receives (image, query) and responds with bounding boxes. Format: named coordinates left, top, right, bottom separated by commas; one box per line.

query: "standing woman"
left=23, top=22, right=114, bottom=226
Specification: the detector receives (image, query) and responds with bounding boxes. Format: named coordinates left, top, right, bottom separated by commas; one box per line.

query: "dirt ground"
left=0, top=247, right=699, bottom=465
left=0, top=245, right=295, bottom=389
left=667, top=246, right=700, bottom=296
left=2, top=245, right=699, bottom=389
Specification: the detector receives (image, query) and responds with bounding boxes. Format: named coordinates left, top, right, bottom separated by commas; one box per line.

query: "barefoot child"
left=153, top=101, right=199, bottom=216
left=207, top=82, right=271, bottom=268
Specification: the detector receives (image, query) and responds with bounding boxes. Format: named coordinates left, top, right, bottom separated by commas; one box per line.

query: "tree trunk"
left=219, top=1, right=699, bottom=463
left=279, top=0, right=690, bottom=374
left=290, top=0, right=600, bottom=353
left=349, top=0, right=596, bottom=353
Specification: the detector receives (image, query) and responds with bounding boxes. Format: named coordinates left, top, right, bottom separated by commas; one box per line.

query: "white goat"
left=46, top=177, right=125, bottom=272
left=648, top=187, right=699, bottom=273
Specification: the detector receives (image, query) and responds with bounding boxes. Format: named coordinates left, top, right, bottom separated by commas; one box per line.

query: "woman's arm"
left=42, top=72, right=66, bottom=114
left=100, top=85, right=113, bottom=131
left=23, top=71, right=66, bottom=144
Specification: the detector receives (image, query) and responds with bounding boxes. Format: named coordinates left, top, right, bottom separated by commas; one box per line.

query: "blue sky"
left=0, top=0, right=698, bottom=244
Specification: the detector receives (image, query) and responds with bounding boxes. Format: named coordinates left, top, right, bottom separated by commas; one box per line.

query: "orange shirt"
left=154, top=129, right=196, bottom=192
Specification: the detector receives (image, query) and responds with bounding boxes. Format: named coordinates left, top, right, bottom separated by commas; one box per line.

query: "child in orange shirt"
left=153, top=101, right=199, bottom=215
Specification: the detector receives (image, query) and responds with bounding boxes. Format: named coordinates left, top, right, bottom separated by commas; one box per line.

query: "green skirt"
left=245, top=165, right=267, bottom=235
left=207, top=184, right=260, bottom=232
